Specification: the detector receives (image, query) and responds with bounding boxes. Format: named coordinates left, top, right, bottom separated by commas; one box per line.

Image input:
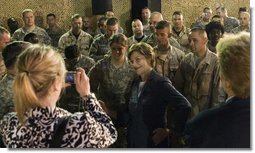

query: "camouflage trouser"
left=109, top=127, right=127, bottom=148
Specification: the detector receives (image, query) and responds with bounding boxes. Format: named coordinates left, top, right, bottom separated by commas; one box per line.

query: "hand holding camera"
left=76, top=68, right=91, bottom=97
left=65, top=68, right=91, bottom=97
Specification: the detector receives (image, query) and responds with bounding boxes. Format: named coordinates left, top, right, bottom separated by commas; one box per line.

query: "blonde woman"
left=185, top=32, right=250, bottom=148
left=0, top=44, right=117, bottom=148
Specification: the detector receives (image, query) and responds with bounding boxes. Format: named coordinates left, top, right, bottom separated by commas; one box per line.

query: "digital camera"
left=65, top=71, right=76, bottom=84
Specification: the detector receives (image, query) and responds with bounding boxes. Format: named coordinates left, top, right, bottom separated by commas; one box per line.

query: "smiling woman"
left=118, top=42, right=191, bottom=148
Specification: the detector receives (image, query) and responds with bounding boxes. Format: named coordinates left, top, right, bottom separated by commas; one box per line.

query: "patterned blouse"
left=0, top=94, right=117, bottom=148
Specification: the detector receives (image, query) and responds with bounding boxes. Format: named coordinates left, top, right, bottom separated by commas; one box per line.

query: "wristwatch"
left=82, top=93, right=95, bottom=101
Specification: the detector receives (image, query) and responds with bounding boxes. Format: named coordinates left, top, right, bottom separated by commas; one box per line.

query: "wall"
left=162, top=0, right=250, bottom=28
left=0, top=0, right=250, bottom=34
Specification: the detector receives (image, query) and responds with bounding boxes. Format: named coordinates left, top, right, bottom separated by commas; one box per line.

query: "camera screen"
left=65, top=71, right=76, bottom=84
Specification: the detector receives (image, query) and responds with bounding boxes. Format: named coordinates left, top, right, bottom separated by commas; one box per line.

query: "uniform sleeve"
left=88, top=63, right=100, bottom=94
left=58, top=35, right=65, bottom=57
left=11, top=30, right=22, bottom=41
left=89, top=38, right=105, bottom=61
left=210, top=62, right=226, bottom=106
left=172, top=59, right=186, bottom=94
left=42, top=30, right=52, bottom=45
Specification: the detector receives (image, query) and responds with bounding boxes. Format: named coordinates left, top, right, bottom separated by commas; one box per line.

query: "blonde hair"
left=22, top=9, right=33, bottom=17
left=216, top=32, right=250, bottom=98
left=13, top=44, right=66, bottom=124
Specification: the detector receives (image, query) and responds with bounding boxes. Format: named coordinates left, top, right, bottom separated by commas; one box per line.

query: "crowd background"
left=0, top=0, right=249, bottom=37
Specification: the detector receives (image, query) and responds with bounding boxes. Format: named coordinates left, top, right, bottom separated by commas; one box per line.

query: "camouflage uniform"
left=90, top=56, right=135, bottom=112
left=64, top=55, right=95, bottom=72
left=12, top=26, right=51, bottom=45
left=154, top=45, right=184, bottom=82
left=58, top=55, right=95, bottom=113
left=89, top=34, right=111, bottom=61
left=173, top=49, right=222, bottom=118
left=89, top=56, right=135, bottom=148
left=46, top=27, right=65, bottom=47
left=191, top=20, right=209, bottom=29
left=128, top=35, right=148, bottom=48
left=0, top=74, right=15, bottom=119
left=231, top=25, right=250, bottom=34
left=0, top=54, right=6, bottom=80
left=171, top=26, right=191, bottom=54
left=58, top=30, right=93, bottom=57
left=145, top=33, right=182, bottom=50
left=223, top=16, right=239, bottom=33
left=143, top=25, right=151, bottom=36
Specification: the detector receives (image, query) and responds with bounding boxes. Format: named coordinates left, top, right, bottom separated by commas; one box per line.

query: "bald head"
left=149, top=12, right=163, bottom=33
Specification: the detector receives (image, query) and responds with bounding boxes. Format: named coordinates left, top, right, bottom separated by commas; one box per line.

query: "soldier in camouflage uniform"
left=90, top=34, right=135, bottom=148
left=128, top=19, right=148, bottom=48
left=173, top=28, right=222, bottom=118
left=144, top=12, right=182, bottom=50
left=154, top=20, right=184, bottom=82
left=0, top=26, right=11, bottom=81
left=231, top=12, right=250, bottom=34
left=58, top=44, right=95, bottom=113
left=171, top=11, right=191, bottom=54
left=153, top=21, right=185, bottom=146
left=12, top=9, right=51, bottom=45
left=191, top=7, right=213, bottom=29
left=216, top=6, right=239, bottom=33
left=141, top=7, right=152, bottom=36
left=46, top=13, right=65, bottom=48
left=89, top=17, right=119, bottom=61
left=58, top=14, right=93, bottom=57
left=0, top=41, right=31, bottom=119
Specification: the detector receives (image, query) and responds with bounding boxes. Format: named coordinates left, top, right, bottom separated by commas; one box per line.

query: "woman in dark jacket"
left=118, top=42, right=191, bottom=148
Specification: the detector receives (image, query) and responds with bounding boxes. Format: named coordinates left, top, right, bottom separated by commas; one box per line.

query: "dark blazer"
left=184, top=97, right=250, bottom=148
left=119, top=70, right=191, bottom=148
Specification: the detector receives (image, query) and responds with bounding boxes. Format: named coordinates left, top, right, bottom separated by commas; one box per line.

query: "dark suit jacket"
left=184, top=97, right=250, bottom=148
left=119, top=70, right=191, bottom=147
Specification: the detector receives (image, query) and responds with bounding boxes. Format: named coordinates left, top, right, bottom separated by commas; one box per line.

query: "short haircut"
left=64, top=45, right=80, bottom=59
left=106, top=17, right=119, bottom=26
left=22, top=9, right=33, bottom=17
left=155, top=20, right=171, bottom=30
left=150, top=11, right=163, bottom=20
left=47, top=13, right=56, bottom=18
left=98, top=16, right=107, bottom=25
left=71, top=14, right=82, bottom=21
left=172, top=11, right=183, bottom=16
left=205, top=21, right=224, bottom=35
left=142, top=7, right=150, bottom=11
left=212, top=14, right=221, bottom=19
left=190, top=27, right=207, bottom=38
left=239, top=7, right=248, bottom=13
left=216, top=6, right=227, bottom=13
left=203, top=7, right=212, bottom=12
left=24, top=33, right=39, bottom=44
left=128, top=42, right=155, bottom=67
left=216, top=32, right=250, bottom=98
left=7, top=17, right=18, bottom=25
left=2, top=41, right=31, bottom=69
left=109, top=33, right=128, bottom=47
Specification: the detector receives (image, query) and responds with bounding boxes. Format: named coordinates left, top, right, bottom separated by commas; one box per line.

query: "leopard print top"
left=0, top=95, right=117, bottom=148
